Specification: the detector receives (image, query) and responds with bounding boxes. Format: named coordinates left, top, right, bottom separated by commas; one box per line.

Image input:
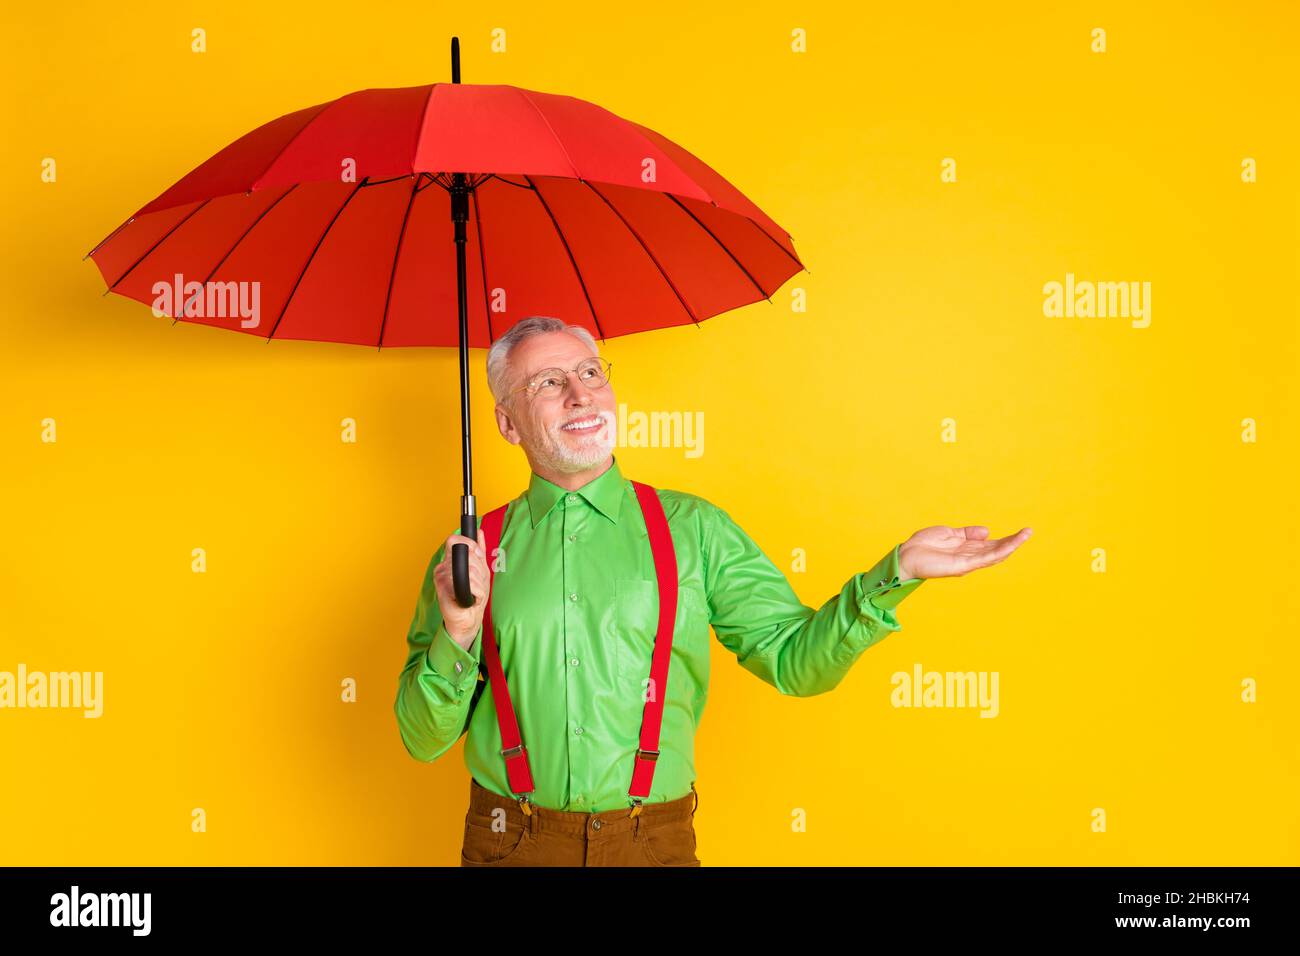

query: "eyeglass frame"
left=509, top=356, right=614, bottom=400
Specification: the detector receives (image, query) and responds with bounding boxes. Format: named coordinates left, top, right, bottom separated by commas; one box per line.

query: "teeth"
left=563, top=417, right=601, bottom=430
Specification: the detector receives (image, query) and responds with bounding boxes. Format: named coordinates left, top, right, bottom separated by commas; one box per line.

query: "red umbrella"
left=87, top=37, right=806, bottom=605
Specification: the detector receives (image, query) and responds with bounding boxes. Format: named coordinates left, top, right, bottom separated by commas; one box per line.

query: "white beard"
left=535, top=409, right=616, bottom=473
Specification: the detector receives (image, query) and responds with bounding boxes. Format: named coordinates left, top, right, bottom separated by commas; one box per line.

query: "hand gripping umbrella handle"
left=452, top=509, right=478, bottom=608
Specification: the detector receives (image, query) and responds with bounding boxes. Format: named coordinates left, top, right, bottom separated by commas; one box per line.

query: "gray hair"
left=487, top=316, right=600, bottom=405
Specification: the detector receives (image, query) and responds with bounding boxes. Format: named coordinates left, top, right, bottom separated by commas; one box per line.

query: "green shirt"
left=394, top=455, right=924, bottom=812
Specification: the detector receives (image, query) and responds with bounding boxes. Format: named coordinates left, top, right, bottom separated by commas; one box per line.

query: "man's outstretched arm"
left=703, top=506, right=1033, bottom=698
left=702, top=503, right=925, bottom=698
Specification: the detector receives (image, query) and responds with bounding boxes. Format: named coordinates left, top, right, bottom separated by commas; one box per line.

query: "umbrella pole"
left=450, top=172, right=477, bottom=608
left=449, top=36, right=478, bottom=609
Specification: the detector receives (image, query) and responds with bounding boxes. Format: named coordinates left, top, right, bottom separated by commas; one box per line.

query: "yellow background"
left=1, top=0, right=1296, bottom=865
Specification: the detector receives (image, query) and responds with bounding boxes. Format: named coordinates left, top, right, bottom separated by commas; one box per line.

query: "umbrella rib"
left=663, top=193, right=769, bottom=299
left=514, top=88, right=581, bottom=179
left=105, top=199, right=213, bottom=292
left=249, top=100, right=335, bottom=192
left=479, top=173, right=532, bottom=191
left=266, top=178, right=367, bottom=342
left=199, top=184, right=300, bottom=286
left=377, top=175, right=421, bottom=350
left=469, top=186, right=497, bottom=344
left=744, top=214, right=806, bottom=274
left=583, top=181, right=700, bottom=329
left=85, top=217, right=133, bottom=261
left=410, top=82, right=438, bottom=186
left=523, top=174, right=606, bottom=342
left=362, top=173, right=417, bottom=188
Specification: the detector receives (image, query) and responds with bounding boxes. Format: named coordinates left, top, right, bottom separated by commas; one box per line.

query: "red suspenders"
left=478, top=479, right=678, bottom=816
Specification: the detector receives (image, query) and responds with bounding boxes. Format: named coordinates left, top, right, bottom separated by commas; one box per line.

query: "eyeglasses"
left=511, top=357, right=613, bottom=400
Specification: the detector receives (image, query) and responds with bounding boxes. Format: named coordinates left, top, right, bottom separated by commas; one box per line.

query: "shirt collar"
left=526, top=455, right=628, bottom=527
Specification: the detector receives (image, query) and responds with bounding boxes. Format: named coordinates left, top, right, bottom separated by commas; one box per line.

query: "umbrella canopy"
left=88, top=77, right=806, bottom=346
left=86, top=38, right=806, bottom=606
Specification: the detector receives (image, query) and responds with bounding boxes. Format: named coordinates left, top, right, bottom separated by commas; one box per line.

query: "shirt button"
left=574, top=727, right=583, bottom=736
left=569, top=592, right=578, bottom=602
left=454, top=661, right=463, bottom=673
left=575, top=794, right=584, bottom=804
left=567, top=494, right=578, bottom=503
left=568, top=534, right=577, bottom=542
left=570, top=658, right=580, bottom=667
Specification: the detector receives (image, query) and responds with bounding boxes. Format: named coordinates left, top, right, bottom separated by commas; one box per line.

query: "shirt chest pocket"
left=613, top=578, right=707, bottom=697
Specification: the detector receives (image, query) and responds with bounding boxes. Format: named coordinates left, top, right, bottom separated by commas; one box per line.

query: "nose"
left=564, top=375, right=593, bottom=405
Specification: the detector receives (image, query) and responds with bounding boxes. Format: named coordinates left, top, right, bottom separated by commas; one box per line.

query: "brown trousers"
left=459, top=777, right=700, bottom=867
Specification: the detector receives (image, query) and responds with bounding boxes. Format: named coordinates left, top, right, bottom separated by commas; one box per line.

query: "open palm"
left=898, top=525, right=1033, bottom=580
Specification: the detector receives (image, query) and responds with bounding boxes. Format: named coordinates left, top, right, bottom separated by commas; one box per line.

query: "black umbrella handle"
left=452, top=507, right=478, bottom=608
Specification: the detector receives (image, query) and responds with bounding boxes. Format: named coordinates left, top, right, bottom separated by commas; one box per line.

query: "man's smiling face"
left=495, top=331, right=617, bottom=476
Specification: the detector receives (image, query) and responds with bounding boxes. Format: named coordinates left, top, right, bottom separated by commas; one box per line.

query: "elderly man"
left=394, top=315, right=1032, bottom=867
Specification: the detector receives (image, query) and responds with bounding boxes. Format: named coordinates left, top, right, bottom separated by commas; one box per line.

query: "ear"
left=495, top=402, right=521, bottom=445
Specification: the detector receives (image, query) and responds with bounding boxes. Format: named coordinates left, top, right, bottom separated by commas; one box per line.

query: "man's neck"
left=533, top=455, right=614, bottom=492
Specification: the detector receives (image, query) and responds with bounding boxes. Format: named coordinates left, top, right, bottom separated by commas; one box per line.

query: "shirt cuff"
left=860, top=543, right=925, bottom=614
left=426, top=622, right=483, bottom=692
